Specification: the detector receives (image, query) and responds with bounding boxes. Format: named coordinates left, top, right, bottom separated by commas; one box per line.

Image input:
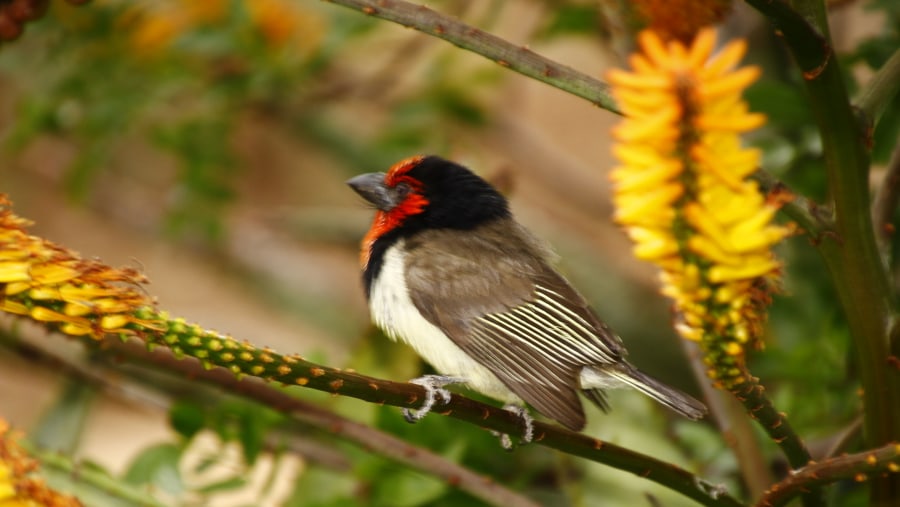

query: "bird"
left=347, top=155, right=707, bottom=433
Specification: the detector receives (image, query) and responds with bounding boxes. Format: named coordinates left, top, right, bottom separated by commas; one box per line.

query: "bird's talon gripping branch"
left=505, top=404, right=534, bottom=444
left=402, top=374, right=463, bottom=423
left=492, top=404, right=535, bottom=450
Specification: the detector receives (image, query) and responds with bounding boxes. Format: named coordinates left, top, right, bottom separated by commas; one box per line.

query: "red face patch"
left=360, top=155, right=430, bottom=268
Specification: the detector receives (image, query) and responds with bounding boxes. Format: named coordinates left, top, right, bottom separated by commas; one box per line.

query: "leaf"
left=745, top=80, right=813, bottom=131
left=169, top=401, right=206, bottom=440
left=32, top=381, right=95, bottom=454
left=285, top=465, right=362, bottom=507
left=539, top=5, right=601, bottom=37
left=195, top=476, right=248, bottom=494
left=124, top=443, right=185, bottom=496
left=371, top=470, right=447, bottom=507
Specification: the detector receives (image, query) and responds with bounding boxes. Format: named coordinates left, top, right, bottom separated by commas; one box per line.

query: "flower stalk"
left=608, top=28, right=786, bottom=389
left=0, top=419, right=83, bottom=507
left=607, top=29, right=819, bottom=504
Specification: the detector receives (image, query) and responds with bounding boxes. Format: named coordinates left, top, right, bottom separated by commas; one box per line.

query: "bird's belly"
left=369, top=245, right=521, bottom=404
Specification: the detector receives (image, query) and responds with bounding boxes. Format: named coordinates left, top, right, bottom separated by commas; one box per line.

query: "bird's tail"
left=584, top=365, right=708, bottom=420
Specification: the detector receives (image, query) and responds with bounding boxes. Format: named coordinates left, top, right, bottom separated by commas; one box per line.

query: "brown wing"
left=402, top=219, right=625, bottom=430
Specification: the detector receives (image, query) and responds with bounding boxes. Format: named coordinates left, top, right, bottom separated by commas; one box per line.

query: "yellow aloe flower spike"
left=608, top=28, right=788, bottom=388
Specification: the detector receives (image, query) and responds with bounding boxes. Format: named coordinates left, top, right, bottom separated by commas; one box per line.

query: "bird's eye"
left=393, top=182, right=412, bottom=200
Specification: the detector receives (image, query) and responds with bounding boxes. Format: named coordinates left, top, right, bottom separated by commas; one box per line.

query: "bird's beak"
left=346, top=172, right=398, bottom=212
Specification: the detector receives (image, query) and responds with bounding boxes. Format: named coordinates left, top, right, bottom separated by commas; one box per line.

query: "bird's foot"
left=402, top=375, right=465, bottom=423
left=494, top=404, right=535, bottom=450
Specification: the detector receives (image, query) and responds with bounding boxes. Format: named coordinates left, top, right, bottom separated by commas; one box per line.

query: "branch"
left=746, top=0, right=900, bottom=502
left=728, top=377, right=811, bottom=469
left=751, top=168, right=834, bottom=240
left=681, top=340, right=774, bottom=498
left=857, top=45, right=900, bottom=125
left=319, top=0, right=620, bottom=113
left=127, top=309, right=743, bottom=507
left=872, top=142, right=900, bottom=263
left=5, top=311, right=742, bottom=507
left=0, top=323, right=540, bottom=507
left=742, top=0, right=831, bottom=79
left=103, top=338, right=544, bottom=507
left=754, top=441, right=900, bottom=507
left=18, top=441, right=169, bottom=507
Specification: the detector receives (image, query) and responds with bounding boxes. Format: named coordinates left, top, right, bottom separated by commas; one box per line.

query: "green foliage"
left=844, top=0, right=900, bottom=164
left=124, top=443, right=185, bottom=496
left=537, top=3, right=602, bottom=37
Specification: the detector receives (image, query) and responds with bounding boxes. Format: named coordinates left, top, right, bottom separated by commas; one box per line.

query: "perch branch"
left=319, top=0, right=620, bottom=113
left=872, top=142, right=900, bottom=263
left=754, top=441, right=900, bottom=507
left=747, top=0, right=900, bottom=502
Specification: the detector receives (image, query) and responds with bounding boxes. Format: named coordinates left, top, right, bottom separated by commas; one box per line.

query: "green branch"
left=857, top=47, right=900, bottom=125
left=872, top=144, right=900, bottom=263
left=755, top=442, right=900, bottom=507
left=319, top=0, right=620, bottom=113
left=0, top=326, right=542, bottom=507
left=746, top=0, right=900, bottom=503
left=119, top=308, right=741, bottom=507
left=742, top=0, right=830, bottom=78
left=729, top=376, right=811, bottom=470
left=751, top=168, right=835, bottom=240
left=19, top=441, right=169, bottom=507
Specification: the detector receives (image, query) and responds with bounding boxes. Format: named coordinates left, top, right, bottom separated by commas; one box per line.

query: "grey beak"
left=347, top=172, right=397, bottom=211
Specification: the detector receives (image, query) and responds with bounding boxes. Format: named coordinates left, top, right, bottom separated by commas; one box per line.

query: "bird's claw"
left=494, top=404, right=535, bottom=450
left=402, top=375, right=465, bottom=423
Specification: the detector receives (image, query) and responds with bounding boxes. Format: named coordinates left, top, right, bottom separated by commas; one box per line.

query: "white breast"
left=369, top=241, right=520, bottom=404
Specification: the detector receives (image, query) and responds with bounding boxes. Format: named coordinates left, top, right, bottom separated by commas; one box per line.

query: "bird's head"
left=347, top=155, right=510, bottom=268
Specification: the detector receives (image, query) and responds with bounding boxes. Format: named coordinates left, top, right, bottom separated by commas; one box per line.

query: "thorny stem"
left=857, top=47, right=900, bottom=125
left=872, top=143, right=900, bottom=264
left=0, top=326, right=540, bottom=507
left=4, top=309, right=743, bottom=507
left=729, top=377, right=811, bottom=469
left=319, top=0, right=620, bottom=113
left=682, top=340, right=774, bottom=498
left=135, top=310, right=743, bottom=507
left=750, top=168, right=834, bottom=240
left=104, top=339, right=546, bottom=507
left=747, top=0, right=900, bottom=504
left=754, top=441, right=900, bottom=507
left=17, top=441, right=169, bottom=507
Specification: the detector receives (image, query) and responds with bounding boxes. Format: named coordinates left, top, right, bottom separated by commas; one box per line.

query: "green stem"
left=746, top=0, right=900, bottom=504
left=110, top=336, right=742, bottom=507
left=743, top=0, right=830, bottom=78
left=729, top=377, right=811, bottom=469
left=120, top=308, right=742, bottom=507
left=319, top=0, right=620, bottom=113
left=19, top=441, right=169, bottom=507
left=754, top=441, right=900, bottom=507
left=682, top=340, right=774, bottom=497
left=871, top=144, right=900, bottom=263
left=751, top=168, right=835, bottom=240
left=857, top=47, right=900, bottom=125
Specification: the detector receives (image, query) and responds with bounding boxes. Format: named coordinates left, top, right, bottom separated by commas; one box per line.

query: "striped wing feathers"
left=403, top=222, right=625, bottom=430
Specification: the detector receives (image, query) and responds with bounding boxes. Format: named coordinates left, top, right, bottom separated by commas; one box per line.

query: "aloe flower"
left=608, top=29, right=788, bottom=388
left=0, top=420, right=82, bottom=507
left=0, top=196, right=155, bottom=339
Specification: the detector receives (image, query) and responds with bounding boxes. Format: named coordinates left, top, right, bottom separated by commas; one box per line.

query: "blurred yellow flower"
left=0, top=195, right=156, bottom=340
left=127, top=0, right=323, bottom=55
left=0, top=420, right=82, bottom=507
left=608, top=29, right=787, bottom=388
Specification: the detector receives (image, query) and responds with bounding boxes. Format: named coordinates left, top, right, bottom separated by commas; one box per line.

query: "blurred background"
left=0, top=0, right=896, bottom=505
